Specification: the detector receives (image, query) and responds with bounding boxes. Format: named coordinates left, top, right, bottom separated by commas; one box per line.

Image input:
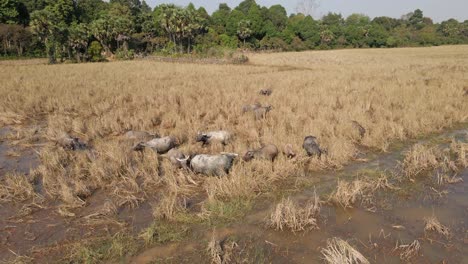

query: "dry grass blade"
left=394, top=239, right=421, bottom=261
left=207, top=232, right=223, bottom=264
left=0, top=173, right=37, bottom=203
left=424, top=215, right=451, bottom=239
left=267, top=190, right=320, bottom=233
left=401, top=144, right=439, bottom=178
left=321, top=237, right=370, bottom=264
left=207, top=232, right=239, bottom=264
left=450, top=140, right=468, bottom=168
left=329, top=180, right=371, bottom=209
left=436, top=173, right=463, bottom=185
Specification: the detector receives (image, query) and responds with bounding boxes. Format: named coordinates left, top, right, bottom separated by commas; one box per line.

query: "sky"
left=145, top=0, right=468, bottom=23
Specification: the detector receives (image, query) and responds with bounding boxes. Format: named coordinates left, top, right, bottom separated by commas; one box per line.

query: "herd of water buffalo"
left=56, top=88, right=366, bottom=176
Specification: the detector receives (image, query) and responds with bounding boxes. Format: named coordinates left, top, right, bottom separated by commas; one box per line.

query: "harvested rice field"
left=0, top=45, right=467, bottom=263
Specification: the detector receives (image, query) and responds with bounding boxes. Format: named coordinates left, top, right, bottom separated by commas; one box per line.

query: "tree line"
left=1, top=0, right=467, bottom=63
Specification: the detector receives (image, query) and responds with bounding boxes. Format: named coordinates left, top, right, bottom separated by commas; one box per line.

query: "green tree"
left=0, top=0, right=19, bottom=24
left=90, top=18, right=113, bottom=55
left=267, top=5, right=287, bottom=31
left=157, top=4, right=205, bottom=53
left=46, top=0, right=76, bottom=25
left=409, top=9, right=424, bottom=30
left=211, top=3, right=231, bottom=34
left=30, top=9, right=60, bottom=63
left=246, top=2, right=264, bottom=39
left=68, top=22, right=89, bottom=62
left=77, top=0, right=108, bottom=24
left=237, top=19, right=252, bottom=46
left=236, top=0, right=257, bottom=15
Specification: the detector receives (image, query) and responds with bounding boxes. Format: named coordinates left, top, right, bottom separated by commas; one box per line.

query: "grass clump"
left=69, top=232, right=138, bottom=264
left=393, top=240, right=421, bottom=261
left=329, top=180, right=371, bottom=209
left=424, top=215, right=451, bottom=239
left=201, top=198, right=253, bottom=226
left=450, top=140, right=468, bottom=168
left=139, top=221, right=189, bottom=246
left=267, top=191, right=321, bottom=233
left=0, top=173, right=37, bottom=203
left=207, top=233, right=239, bottom=264
left=321, top=237, right=369, bottom=264
left=401, top=144, right=440, bottom=178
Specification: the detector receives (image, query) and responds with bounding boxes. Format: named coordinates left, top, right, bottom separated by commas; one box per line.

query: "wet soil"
left=130, top=128, right=468, bottom=264
left=0, top=126, right=467, bottom=263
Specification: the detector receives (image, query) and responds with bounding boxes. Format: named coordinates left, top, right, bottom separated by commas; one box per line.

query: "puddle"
left=132, top=127, right=468, bottom=263
left=0, top=126, right=40, bottom=177
left=1, top=126, right=467, bottom=263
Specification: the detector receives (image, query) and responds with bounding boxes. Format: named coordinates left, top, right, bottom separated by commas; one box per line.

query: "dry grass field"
left=1, top=45, right=468, bottom=262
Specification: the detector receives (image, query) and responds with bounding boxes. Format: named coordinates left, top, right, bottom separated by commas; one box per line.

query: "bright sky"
left=145, top=0, right=468, bottom=22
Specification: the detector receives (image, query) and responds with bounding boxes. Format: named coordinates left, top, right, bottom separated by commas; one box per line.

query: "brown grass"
left=207, top=232, right=239, bottom=264
left=424, top=215, right=451, bottom=239
left=450, top=140, right=468, bottom=168
left=267, top=190, right=321, bottom=232
left=1, top=46, right=467, bottom=260
left=329, top=173, right=398, bottom=209
left=394, top=239, right=421, bottom=261
left=401, top=144, right=440, bottom=178
left=321, top=237, right=369, bottom=264
left=0, top=173, right=37, bottom=203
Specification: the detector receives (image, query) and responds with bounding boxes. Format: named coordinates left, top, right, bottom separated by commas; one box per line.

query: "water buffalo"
left=196, top=130, right=232, bottom=146
left=351, top=121, right=366, bottom=139
left=283, top=144, right=297, bottom=159
left=56, top=133, right=87, bottom=150
left=124, top=130, right=158, bottom=141
left=243, top=144, right=279, bottom=162
left=259, top=89, right=273, bottom=96
left=161, top=148, right=186, bottom=168
left=242, top=102, right=262, bottom=113
left=254, top=106, right=273, bottom=120
left=303, top=136, right=322, bottom=158
left=134, top=136, right=177, bottom=154
left=177, top=153, right=238, bottom=176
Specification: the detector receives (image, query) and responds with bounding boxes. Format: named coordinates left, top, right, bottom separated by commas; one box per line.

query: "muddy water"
left=0, top=126, right=39, bottom=177
left=1, top=126, right=467, bottom=263
left=133, top=128, right=468, bottom=263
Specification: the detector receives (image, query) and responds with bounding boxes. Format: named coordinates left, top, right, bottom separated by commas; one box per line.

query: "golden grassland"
left=0, top=45, right=468, bottom=262
left=1, top=45, right=467, bottom=212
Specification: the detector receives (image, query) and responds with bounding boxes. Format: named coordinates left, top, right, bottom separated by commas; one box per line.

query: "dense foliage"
left=1, top=0, right=467, bottom=63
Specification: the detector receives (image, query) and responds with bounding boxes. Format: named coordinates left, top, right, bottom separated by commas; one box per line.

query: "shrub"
left=115, top=48, right=135, bottom=60
left=88, top=41, right=104, bottom=62
left=230, top=54, right=249, bottom=64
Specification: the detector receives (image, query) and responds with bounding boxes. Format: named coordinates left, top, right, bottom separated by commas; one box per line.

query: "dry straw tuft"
left=267, top=190, right=321, bottom=232
left=424, top=215, right=451, bottom=239
left=321, top=237, right=370, bottom=264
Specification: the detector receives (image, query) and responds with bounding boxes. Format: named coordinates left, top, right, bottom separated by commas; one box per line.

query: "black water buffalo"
left=242, top=102, right=262, bottom=113
left=351, top=121, right=366, bottom=139
left=56, top=133, right=87, bottom=150
left=259, top=89, right=272, bottom=96
left=254, top=106, right=273, bottom=120
left=303, top=136, right=322, bottom=158
left=124, top=130, right=158, bottom=141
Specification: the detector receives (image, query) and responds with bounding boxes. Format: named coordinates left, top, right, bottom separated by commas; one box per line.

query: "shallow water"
left=132, top=128, right=468, bottom=263
left=0, top=126, right=39, bottom=177
left=1, top=127, right=467, bottom=263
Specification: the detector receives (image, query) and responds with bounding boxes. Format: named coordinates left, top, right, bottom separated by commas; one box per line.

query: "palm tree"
left=237, top=20, right=252, bottom=47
